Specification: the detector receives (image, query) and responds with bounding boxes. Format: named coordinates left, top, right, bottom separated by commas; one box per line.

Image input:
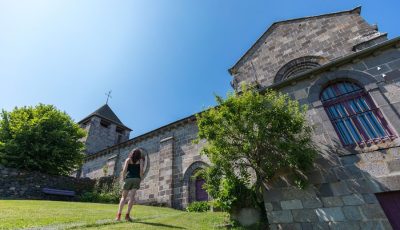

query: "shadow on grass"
left=135, top=221, right=186, bottom=229
left=64, top=214, right=186, bottom=230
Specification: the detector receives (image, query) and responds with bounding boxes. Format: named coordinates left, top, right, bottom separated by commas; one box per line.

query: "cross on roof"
left=105, top=90, right=112, bottom=104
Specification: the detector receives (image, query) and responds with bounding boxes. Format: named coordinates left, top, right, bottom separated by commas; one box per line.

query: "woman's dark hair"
left=128, top=148, right=142, bottom=164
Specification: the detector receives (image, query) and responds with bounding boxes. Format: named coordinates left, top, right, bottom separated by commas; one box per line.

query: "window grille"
left=321, top=81, right=396, bottom=147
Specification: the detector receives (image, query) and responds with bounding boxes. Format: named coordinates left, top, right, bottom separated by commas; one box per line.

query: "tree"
left=196, top=86, right=317, bottom=211
left=0, top=104, right=86, bottom=175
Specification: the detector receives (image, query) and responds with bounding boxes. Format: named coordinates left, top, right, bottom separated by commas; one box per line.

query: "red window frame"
left=321, top=81, right=396, bottom=147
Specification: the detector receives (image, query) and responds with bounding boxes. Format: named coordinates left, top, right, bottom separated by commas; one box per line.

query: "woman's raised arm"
left=140, top=158, right=144, bottom=179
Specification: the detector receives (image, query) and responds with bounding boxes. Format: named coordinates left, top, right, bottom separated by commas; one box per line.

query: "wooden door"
left=195, top=178, right=208, bottom=201
left=376, top=191, right=400, bottom=229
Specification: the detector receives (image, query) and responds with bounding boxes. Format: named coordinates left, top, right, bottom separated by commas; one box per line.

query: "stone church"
left=78, top=7, right=400, bottom=229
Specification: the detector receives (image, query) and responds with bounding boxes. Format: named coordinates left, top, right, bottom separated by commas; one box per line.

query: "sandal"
left=125, top=214, right=133, bottom=222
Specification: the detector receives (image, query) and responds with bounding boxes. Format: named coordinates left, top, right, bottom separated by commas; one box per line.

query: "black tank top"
left=126, top=163, right=140, bottom=179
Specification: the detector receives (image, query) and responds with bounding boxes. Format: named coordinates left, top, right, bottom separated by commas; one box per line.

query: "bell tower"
left=78, top=104, right=131, bottom=155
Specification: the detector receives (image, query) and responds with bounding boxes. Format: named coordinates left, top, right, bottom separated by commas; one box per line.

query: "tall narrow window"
left=321, top=81, right=396, bottom=147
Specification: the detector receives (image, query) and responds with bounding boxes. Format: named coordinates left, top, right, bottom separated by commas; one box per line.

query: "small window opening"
left=116, top=127, right=124, bottom=134
left=100, top=120, right=110, bottom=128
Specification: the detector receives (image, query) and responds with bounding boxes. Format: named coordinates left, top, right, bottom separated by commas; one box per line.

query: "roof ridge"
left=268, top=6, right=361, bottom=29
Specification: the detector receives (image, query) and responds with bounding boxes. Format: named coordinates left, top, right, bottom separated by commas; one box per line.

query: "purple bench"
left=42, top=188, right=76, bottom=197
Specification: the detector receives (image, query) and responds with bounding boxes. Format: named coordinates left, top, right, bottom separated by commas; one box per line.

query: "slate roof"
left=78, top=104, right=132, bottom=131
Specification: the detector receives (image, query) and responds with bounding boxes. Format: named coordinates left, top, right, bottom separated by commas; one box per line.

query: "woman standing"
left=115, top=148, right=144, bottom=221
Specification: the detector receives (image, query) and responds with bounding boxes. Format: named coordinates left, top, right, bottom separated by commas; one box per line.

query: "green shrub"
left=186, top=201, right=210, bottom=212
left=195, top=86, right=317, bottom=214
left=79, top=191, right=120, bottom=203
left=103, top=193, right=119, bottom=203
left=79, top=178, right=121, bottom=203
left=79, top=192, right=100, bottom=202
left=199, top=168, right=262, bottom=213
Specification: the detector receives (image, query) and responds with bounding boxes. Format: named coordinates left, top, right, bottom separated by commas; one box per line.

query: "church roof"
left=228, top=6, right=362, bottom=75
left=78, top=104, right=132, bottom=131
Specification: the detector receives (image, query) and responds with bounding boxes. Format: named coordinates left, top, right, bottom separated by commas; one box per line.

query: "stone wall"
left=79, top=9, right=400, bottom=228
left=83, top=116, right=130, bottom=154
left=229, top=7, right=384, bottom=90
left=80, top=117, right=210, bottom=209
left=0, top=165, right=95, bottom=200
left=264, top=148, right=398, bottom=229
left=260, top=43, right=400, bottom=229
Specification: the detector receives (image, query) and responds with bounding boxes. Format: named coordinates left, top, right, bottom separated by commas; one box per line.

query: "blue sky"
left=0, top=0, right=399, bottom=137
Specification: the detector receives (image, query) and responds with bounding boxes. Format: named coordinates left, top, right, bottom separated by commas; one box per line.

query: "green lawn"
left=0, top=200, right=234, bottom=230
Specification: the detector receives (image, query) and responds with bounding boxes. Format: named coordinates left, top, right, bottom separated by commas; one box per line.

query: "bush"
left=200, top=166, right=263, bottom=213
left=186, top=201, right=210, bottom=212
left=79, top=191, right=120, bottom=204
left=79, top=177, right=121, bottom=203
left=79, top=192, right=100, bottom=202
left=196, top=87, right=317, bottom=191
left=195, top=86, right=317, bottom=226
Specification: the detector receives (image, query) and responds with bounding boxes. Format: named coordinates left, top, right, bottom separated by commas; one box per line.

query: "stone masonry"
left=79, top=104, right=131, bottom=155
left=80, top=117, right=209, bottom=209
left=229, top=7, right=384, bottom=90
left=258, top=46, right=400, bottom=229
left=157, top=136, right=174, bottom=206
left=79, top=6, right=400, bottom=228
left=230, top=6, right=400, bottom=229
left=0, top=165, right=95, bottom=200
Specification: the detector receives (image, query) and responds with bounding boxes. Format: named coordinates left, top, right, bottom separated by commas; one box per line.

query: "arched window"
left=321, top=81, right=396, bottom=147
left=274, top=56, right=325, bottom=83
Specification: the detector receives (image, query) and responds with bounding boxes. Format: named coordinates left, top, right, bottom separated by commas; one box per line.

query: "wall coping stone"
left=160, top=136, right=174, bottom=143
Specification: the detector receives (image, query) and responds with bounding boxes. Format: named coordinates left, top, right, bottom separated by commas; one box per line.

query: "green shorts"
left=123, top=178, right=141, bottom=190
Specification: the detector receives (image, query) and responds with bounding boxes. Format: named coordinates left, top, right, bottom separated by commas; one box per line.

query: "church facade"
left=77, top=104, right=209, bottom=209
left=78, top=7, right=400, bottom=228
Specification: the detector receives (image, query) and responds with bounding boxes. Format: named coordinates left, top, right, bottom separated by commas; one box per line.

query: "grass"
left=0, top=200, right=237, bottom=230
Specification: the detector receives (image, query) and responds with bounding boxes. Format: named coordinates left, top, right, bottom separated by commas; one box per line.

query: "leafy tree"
left=196, top=86, right=317, bottom=211
left=0, top=104, right=86, bottom=175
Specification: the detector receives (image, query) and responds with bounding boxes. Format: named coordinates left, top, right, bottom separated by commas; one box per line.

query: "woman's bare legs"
left=126, top=189, right=137, bottom=219
left=124, top=190, right=131, bottom=204
left=117, top=190, right=129, bottom=217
